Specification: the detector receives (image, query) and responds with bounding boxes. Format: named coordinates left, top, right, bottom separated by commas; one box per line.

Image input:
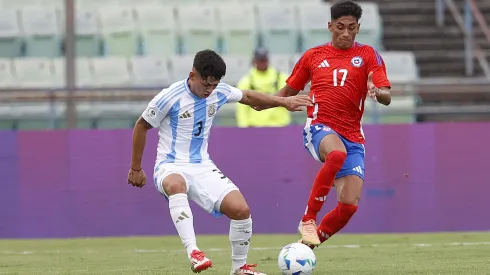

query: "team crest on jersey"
left=208, top=104, right=217, bottom=117
left=351, top=56, right=364, bottom=68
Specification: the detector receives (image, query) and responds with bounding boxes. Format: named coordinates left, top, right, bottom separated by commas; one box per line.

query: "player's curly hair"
left=193, top=49, right=226, bottom=81
left=331, top=0, right=363, bottom=21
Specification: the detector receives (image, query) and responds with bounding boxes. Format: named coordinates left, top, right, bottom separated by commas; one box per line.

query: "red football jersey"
left=286, top=42, right=391, bottom=144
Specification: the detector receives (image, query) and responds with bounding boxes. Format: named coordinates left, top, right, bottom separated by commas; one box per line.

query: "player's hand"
left=367, top=71, right=379, bottom=101
left=284, top=95, right=313, bottom=112
left=128, top=168, right=146, bottom=188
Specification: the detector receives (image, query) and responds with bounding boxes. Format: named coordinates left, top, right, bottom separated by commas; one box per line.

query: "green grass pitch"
left=1, top=232, right=489, bottom=274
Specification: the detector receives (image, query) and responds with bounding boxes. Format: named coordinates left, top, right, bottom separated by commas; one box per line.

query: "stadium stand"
left=0, top=0, right=419, bottom=129
left=0, top=0, right=386, bottom=58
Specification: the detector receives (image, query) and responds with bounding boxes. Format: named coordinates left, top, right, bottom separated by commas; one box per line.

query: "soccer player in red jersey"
left=267, top=0, right=392, bottom=246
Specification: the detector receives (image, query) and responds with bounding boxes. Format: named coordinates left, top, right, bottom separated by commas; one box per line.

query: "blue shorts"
left=303, top=123, right=365, bottom=180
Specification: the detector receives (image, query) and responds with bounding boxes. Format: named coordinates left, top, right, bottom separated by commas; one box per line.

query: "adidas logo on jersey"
left=179, top=111, right=192, bottom=119
left=318, top=59, right=330, bottom=68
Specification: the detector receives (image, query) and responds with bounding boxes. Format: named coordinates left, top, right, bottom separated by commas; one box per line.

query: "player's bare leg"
left=162, top=174, right=212, bottom=273
left=316, top=175, right=362, bottom=244
left=220, top=190, right=266, bottom=275
left=299, top=134, right=346, bottom=246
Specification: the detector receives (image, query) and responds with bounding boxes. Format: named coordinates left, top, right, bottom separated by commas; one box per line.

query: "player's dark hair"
left=193, top=49, right=226, bottom=80
left=331, top=0, right=363, bottom=21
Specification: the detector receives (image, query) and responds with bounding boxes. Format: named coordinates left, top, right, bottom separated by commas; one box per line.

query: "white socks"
left=169, top=193, right=198, bottom=257
left=229, top=216, right=253, bottom=270
left=170, top=193, right=253, bottom=269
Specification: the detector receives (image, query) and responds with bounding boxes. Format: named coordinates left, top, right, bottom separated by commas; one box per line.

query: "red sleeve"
left=286, top=51, right=311, bottom=91
left=366, top=47, right=391, bottom=89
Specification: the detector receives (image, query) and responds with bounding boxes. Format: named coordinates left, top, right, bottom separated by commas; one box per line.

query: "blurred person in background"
left=236, top=47, right=291, bottom=127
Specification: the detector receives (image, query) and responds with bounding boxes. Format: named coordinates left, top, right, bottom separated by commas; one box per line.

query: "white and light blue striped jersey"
left=142, top=78, right=243, bottom=165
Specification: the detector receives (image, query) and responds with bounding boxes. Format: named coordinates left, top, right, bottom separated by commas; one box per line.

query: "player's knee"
left=338, top=194, right=361, bottom=206
left=230, top=204, right=250, bottom=220
left=325, top=150, right=347, bottom=168
left=164, top=182, right=186, bottom=196
left=162, top=174, right=187, bottom=196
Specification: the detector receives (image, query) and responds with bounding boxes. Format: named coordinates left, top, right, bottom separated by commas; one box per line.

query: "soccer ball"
left=278, top=243, right=316, bottom=275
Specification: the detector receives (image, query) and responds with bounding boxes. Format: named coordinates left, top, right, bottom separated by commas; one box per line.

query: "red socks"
left=302, top=150, right=346, bottom=222
left=302, top=150, right=356, bottom=245
left=317, top=202, right=358, bottom=242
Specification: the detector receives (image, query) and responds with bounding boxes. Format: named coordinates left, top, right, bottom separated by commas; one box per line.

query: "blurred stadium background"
left=0, top=0, right=488, bottom=128
left=1, top=0, right=490, bottom=274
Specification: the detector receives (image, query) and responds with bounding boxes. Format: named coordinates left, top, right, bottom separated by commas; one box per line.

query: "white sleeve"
left=227, top=86, right=244, bottom=103
left=141, top=90, right=172, bottom=128
left=217, top=83, right=243, bottom=103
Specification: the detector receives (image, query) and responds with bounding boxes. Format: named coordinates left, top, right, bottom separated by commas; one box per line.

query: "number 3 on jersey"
left=194, top=121, right=203, bottom=137
left=333, top=69, right=348, bottom=87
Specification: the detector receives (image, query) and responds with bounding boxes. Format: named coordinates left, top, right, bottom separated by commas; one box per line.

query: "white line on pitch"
left=133, top=241, right=490, bottom=253
left=1, top=241, right=489, bottom=255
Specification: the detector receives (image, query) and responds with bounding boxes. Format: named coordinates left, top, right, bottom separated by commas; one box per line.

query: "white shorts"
left=153, top=161, right=239, bottom=217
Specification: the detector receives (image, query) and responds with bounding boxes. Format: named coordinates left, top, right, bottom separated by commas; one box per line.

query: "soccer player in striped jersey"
left=262, top=0, right=392, bottom=247
left=127, top=49, right=312, bottom=275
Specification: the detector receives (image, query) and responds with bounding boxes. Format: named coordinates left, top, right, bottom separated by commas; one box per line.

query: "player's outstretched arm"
left=275, top=84, right=301, bottom=98
left=253, top=85, right=302, bottom=111
left=128, top=117, right=152, bottom=188
left=240, top=90, right=313, bottom=112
